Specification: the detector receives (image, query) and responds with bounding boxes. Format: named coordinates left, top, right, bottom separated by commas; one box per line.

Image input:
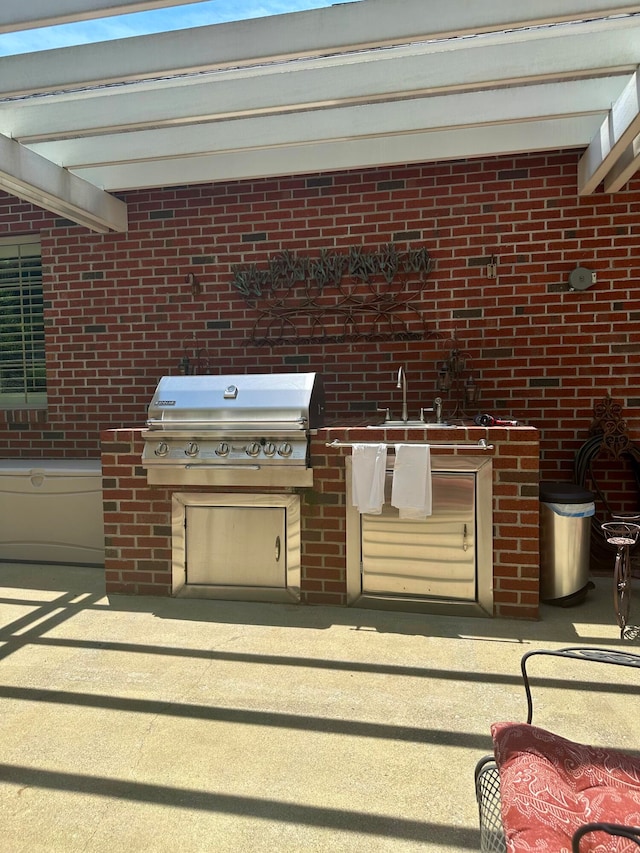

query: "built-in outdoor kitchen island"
left=1, top=0, right=639, bottom=640
left=101, top=420, right=539, bottom=620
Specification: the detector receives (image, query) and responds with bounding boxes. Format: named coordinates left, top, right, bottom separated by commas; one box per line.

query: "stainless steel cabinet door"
left=361, top=471, right=476, bottom=600
left=185, top=506, right=286, bottom=588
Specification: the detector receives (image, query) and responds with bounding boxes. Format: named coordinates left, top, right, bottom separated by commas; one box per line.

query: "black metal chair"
left=474, top=647, right=640, bottom=852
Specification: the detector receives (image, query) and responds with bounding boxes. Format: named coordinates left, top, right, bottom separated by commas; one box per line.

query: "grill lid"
left=146, top=372, right=325, bottom=432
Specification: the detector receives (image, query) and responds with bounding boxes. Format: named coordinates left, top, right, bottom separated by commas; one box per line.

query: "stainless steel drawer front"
left=361, top=471, right=476, bottom=600
left=345, top=454, right=494, bottom=616
left=186, top=505, right=287, bottom=588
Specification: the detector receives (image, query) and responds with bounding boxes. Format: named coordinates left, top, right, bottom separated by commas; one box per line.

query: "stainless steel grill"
left=141, top=372, right=324, bottom=487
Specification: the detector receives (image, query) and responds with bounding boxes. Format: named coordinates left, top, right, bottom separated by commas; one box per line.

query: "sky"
left=0, top=1, right=340, bottom=56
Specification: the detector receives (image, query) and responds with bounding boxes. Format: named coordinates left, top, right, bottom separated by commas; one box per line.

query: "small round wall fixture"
left=568, top=265, right=596, bottom=291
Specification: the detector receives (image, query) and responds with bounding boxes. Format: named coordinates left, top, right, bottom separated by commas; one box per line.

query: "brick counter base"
left=101, top=425, right=540, bottom=619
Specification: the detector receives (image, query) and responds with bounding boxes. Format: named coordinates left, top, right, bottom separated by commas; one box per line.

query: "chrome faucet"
left=396, top=366, right=408, bottom=422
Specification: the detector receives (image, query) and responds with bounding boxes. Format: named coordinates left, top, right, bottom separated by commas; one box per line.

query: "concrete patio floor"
left=0, top=563, right=638, bottom=853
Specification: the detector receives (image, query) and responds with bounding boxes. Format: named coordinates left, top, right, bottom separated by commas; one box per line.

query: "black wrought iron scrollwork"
left=230, top=243, right=435, bottom=346
left=589, top=395, right=632, bottom=458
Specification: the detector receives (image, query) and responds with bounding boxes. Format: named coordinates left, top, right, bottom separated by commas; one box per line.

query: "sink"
left=366, top=421, right=454, bottom=428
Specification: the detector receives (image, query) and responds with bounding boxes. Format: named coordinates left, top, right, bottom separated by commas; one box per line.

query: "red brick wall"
left=1, top=151, right=639, bottom=499
left=102, top=424, right=540, bottom=618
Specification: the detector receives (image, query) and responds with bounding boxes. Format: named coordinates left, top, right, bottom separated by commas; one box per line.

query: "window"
left=0, top=236, right=46, bottom=408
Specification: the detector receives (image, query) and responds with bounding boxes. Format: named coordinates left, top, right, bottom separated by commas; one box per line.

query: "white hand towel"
left=351, top=444, right=387, bottom=514
left=391, top=444, right=432, bottom=519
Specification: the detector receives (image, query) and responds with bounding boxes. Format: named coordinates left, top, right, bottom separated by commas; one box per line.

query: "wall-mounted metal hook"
left=186, top=272, right=202, bottom=295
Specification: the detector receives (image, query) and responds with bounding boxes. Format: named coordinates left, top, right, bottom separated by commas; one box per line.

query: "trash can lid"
left=539, top=481, right=595, bottom=503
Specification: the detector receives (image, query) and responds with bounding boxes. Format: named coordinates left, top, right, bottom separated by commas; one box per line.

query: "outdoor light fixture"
left=568, top=265, right=596, bottom=291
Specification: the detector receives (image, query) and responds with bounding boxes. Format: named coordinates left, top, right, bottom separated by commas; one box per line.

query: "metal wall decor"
left=230, top=244, right=435, bottom=346
left=437, top=347, right=479, bottom=417
left=588, top=395, right=634, bottom=459
left=574, top=396, right=640, bottom=573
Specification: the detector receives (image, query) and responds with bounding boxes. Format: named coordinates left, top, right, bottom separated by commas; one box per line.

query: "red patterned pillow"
left=491, top=722, right=640, bottom=852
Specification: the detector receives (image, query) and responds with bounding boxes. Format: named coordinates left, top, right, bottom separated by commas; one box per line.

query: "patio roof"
left=2, top=0, right=640, bottom=232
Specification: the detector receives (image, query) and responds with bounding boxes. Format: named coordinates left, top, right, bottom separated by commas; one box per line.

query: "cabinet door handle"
left=275, top=535, right=281, bottom=562
left=462, top=524, right=468, bottom=551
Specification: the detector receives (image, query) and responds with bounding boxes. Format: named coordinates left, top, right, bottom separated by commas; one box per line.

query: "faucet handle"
left=376, top=406, right=391, bottom=422
left=419, top=407, right=433, bottom=422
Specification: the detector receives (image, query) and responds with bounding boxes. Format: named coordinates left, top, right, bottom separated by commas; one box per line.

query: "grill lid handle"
left=145, top=417, right=307, bottom=428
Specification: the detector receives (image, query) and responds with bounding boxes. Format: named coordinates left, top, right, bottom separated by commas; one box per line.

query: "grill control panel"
left=144, top=436, right=309, bottom=467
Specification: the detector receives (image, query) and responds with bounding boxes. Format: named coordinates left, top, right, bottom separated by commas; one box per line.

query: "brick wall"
left=102, top=424, right=540, bottom=618
left=1, top=150, right=639, bottom=504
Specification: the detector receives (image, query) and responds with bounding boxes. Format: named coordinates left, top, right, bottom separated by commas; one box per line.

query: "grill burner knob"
left=154, top=441, right=169, bottom=457
left=215, top=441, right=230, bottom=457
left=185, top=441, right=199, bottom=457
left=264, top=442, right=277, bottom=457
left=246, top=441, right=261, bottom=458
left=278, top=442, right=293, bottom=458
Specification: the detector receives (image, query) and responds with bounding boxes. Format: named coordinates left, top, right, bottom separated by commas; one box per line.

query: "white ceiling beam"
left=0, top=133, right=128, bottom=232
left=578, top=70, right=640, bottom=193
left=603, top=132, right=640, bottom=190
left=69, top=115, right=602, bottom=192
left=0, top=1, right=210, bottom=33
left=26, top=78, right=621, bottom=169
left=4, top=0, right=637, bottom=35
left=1, top=0, right=640, bottom=97
left=3, top=22, right=637, bottom=143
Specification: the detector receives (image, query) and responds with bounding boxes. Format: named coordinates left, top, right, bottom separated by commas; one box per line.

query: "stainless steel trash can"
left=539, top=482, right=595, bottom=604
